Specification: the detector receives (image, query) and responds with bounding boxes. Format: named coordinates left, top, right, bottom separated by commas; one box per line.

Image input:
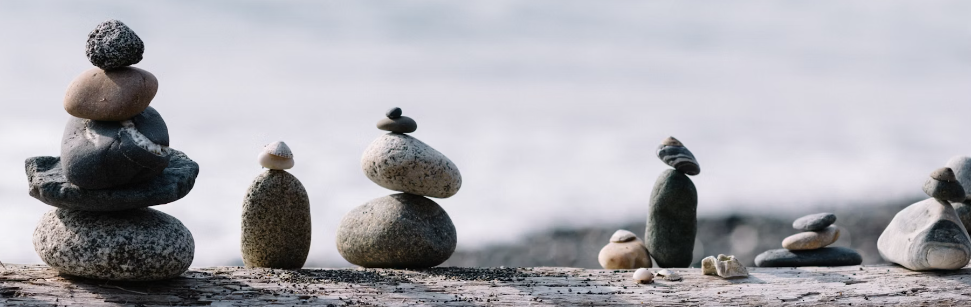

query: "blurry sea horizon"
left=1, top=1, right=970, bottom=267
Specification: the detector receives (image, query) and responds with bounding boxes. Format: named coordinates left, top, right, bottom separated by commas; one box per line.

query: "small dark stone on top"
left=377, top=116, right=418, bottom=134
left=386, top=107, right=402, bottom=119
left=86, top=19, right=144, bottom=70
left=792, top=212, right=837, bottom=231
left=931, top=167, right=958, bottom=182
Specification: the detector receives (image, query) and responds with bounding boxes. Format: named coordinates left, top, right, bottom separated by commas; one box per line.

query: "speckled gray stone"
left=86, top=19, right=144, bottom=70
left=923, top=167, right=965, bottom=202
left=61, top=106, right=170, bottom=189
left=644, top=169, right=697, bottom=268
left=241, top=170, right=311, bottom=269
left=877, top=198, right=971, bottom=271
left=754, top=247, right=862, bottom=267
left=376, top=116, right=418, bottom=134
left=33, top=208, right=194, bottom=281
left=26, top=149, right=199, bottom=211
left=792, top=212, right=837, bottom=231
left=656, top=137, right=700, bottom=176
left=361, top=133, right=461, bottom=198
left=335, top=193, right=456, bottom=268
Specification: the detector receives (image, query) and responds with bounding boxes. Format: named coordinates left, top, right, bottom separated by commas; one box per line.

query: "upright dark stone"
left=644, top=169, right=697, bottom=268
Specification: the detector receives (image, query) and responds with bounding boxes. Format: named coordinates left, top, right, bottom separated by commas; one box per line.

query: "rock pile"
left=241, top=141, right=311, bottom=269
left=755, top=213, right=862, bottom=267
left=598, top=230, right=651, bottom=269
left=335, top=107, right=460, bottom=268
left=877, top=167, right=971, bottom=271
left=645, top=136, right=699, bottom=268
left=26, top=20, right=199, bottom=281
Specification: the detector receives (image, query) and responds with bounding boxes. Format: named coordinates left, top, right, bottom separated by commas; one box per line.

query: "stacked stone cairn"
left=335, top=107, right=461, bottom=268
left=598, top=230, right=651, bottom=269
left=25, top=20, right=199, bottom=281
left=877, top=167, right=971, bottom=271
left=645, top=136, right=699, bottom=268
left=755, top=213, right=862, bottom=267
left=241, top=141, right=311, bottom=269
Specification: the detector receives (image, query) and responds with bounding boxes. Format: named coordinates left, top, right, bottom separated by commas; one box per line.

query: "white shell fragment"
left=610, top=229, right=638, bottom=243
left=632, top=268, right=653, bottom=284
left=259, top=141, right=294, bottom=170
left=702, top=256, right=718, bottom=275
left=703, top=254, right=749, bottom=278
left=655, top=269, right=682, bottom=281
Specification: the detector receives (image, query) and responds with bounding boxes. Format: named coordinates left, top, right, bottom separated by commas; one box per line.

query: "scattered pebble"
left=632, top=268, right=653, bottom=284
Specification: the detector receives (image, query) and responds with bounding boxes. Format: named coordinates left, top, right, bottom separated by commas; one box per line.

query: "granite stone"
left=376, top=116, right=418, bottom=134
left=877, top=197, right=971, bottom=271
left=241, top=170, right=311, bottom=269
left=33, top=208, right=194, bottom=281
left=26, top=149, right=199, bottom=211
left=64, top=66, right=158, bottom=121
left=86, top=19, right=144, bottom=70
left=755, top=247, right=862, bottom=267
left=792, top=212, right=836, bottom=231
left=361, top=133, right=461, bottom=198
left=644, top=169, right=697, bottom=268
left=335, top=193, right=456, bottom=268
left=781, top=225, right=840, bottom=250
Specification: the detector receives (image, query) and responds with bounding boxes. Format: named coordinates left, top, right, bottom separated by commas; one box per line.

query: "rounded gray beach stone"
left=61, top=106, right=170, bottom=190
left=386, top=107, right=402, bottom=119
left=241, top=170, right=311, bottom=269
left=376, top=116, right=418, bottom=134
left=945, top=156, right=971, bottom=199
left=792, top=212, right=837, bottom=231
left=953, top=200, right=971, bottom=236
left=644, top=169, right=697, bottom=268
left=923, top=167, right=965, bottom=202
left=335, top=193, right=456, bottom=268
left=26, top=149, right=199, bottom=211
left=877, top=197, right=971, bottom=271
left=362, top=133, right=461, bottom=198
left=63, top=66, right=158, bottom=121
left=86, top=19, right=144, bottom=70
left=656, top=137, right=700, bottom=176
left=33, top=208, right=194, bottom=281
left=754, top=247, right=862, bottom=267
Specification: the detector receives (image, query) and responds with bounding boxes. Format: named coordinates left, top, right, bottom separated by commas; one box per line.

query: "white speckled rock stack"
left=24, top=20, right=199, bottom=281
left=335, top=107, right=461, bottom=268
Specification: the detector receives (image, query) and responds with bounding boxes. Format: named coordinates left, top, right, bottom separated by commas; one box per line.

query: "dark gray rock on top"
left=792, top=212, right=837, bottom=231
left=644, top=169, right=697, bottom=268
left=241, top=170, right=311, bottom=269
left=386, top=107, right=402, bottom=119
left=376, top=116, right=418, bottom=134
left=26, top=149, right=199, bottom=211
left=754, top=247, right=862, bottom=267
left=656, top=137, right=700, bottom=176
left=86, top=19, right=144, bottom=70
left=923, top=167, right=965, bottom=202
left=33, top=208, right=194, bottom=281
left=61, top=106, right=170, bottom=190
left=336, top=193, right=457, bottom=268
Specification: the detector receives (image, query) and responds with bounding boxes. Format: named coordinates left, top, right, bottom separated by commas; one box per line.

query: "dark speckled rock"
left=33, top=208, right=194, bottom=281
left=754, top=247, right=862, bottom=267
left=792, top=213, right=836, bottom=231
left=336, top=193, right=456, bottom=268
left=644, top=169, right=697, bottom=268
left=241, top=170, right=311, bottom=269
left=86, top=19, right=144, bottom=70
left=26, top=149, right=199, bottom=211
left=361, top=133, right=461, bottom=198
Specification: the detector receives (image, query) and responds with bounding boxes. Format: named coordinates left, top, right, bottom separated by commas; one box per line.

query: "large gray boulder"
left=33, top=208, right=194, bottom=281
left=26, top=149, right=199, bottom=211
left=361, top=133, right=461, bottom=198
left=241, top=170, right=311, bottom=269
left=644, top=169, right=697, bottom=268
left=877, top=197, right=971, bottom=271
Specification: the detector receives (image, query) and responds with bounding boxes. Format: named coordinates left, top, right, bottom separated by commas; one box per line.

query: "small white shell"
left=264, top=141, right=293, bottom=158
left=610, top=229, right=638, bottom=243
left=632, top=268, right=653, bottom=284
left=655, top=269, right=682, bottom=281
left=258, top=151, right=294, bottom=170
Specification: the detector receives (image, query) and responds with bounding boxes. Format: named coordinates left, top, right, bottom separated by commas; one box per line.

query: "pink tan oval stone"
left=64, top=66, right=158, bottom=121
left=782, top=225, right=841, bottom=251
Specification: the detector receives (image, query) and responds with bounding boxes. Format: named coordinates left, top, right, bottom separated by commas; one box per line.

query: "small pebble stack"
left=241, top=142, right=311, bottom=269
left=598, top=230, right=651, bottom=269
left=755, top=213, right=862, bottom=267
left=645, top=136, right=700, bottom=268
left=25, top=20, right=199, bottom=281
left=335, top=108, right=461, bottom=268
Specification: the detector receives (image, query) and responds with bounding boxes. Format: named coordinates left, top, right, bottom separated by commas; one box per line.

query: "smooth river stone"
left=33, top=208, right=194, bottom=281
left=86, top=19, right=144, bottom=70
left=792, top=212, right=836, bottom=231
left=754, top=247, right=862, bottom=267
left=946, top=156, right=971, bottom=199
left=241, top=170, right=311, bottom=269
left=877, top=197, right=971, bottom=271
left=655, top=137, right=700, bottom=176
left=923, top=167, right=965, bottom=202
left=376, top=116, right=418, bottom=134
left=644, top=169, right=697, bottom=268
left=335, top=193, right=456, bottom=268
left=61, top=106, right=169, bottom=189
left=598, top=230, right=651, bottom=269
left=361, top=133, right=461, bottom=198
left=26, top=149, right=199, bottom=211
left=782, top=225, right=840, bottom=250
left=64, top=67, right=158, bottom=121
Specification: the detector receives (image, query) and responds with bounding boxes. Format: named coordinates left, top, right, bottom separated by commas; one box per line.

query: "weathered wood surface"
left=2, top=264, right=971, bottom=306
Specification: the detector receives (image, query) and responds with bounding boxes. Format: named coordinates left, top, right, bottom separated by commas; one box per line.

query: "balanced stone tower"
left=241, top=141, right=311, bottom=269
left=755, top=213, right=862, bottom=267
left=25, top=20, right=199, bottom=281
left=878, top=167, right=971, bottom=271
left=645, top=136, right=699, bottom=268
left=336, top=107, right=461, bottom=268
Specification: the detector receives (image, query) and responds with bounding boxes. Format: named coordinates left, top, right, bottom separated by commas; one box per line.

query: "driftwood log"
left=2, top=264, right=971, bottom=306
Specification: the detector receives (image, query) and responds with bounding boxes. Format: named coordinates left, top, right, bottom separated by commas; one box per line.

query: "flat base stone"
left=755, top=247, right=863, bottom=267
left=26, top=149, right=199, bottom=211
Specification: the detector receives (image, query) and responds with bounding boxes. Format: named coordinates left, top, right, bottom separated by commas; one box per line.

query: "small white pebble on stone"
left=633, top=268, right=653, bottom=284
left=259, top=141, right=294, bottom=170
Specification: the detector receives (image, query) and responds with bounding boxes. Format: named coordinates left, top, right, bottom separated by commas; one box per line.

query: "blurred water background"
left=1, top=1, right=970, bottom=268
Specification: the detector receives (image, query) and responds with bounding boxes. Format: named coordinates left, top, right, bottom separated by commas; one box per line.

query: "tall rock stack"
left=645, top=137, right=699, bottom=268
left=335, top=107, right=461, bottom=268
left=24, top=20, right=199, bottom=281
